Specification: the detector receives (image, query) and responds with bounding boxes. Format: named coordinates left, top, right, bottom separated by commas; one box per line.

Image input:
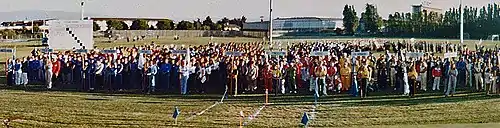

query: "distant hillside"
left=0, top=10, right=103, bottom=22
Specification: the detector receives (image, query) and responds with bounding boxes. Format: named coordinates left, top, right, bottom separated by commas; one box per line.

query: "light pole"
left=81, top=0, right=85, bottom=20
left=460, top=0, right=464, bottom=44
left=269, top=0, right=273, bottom=44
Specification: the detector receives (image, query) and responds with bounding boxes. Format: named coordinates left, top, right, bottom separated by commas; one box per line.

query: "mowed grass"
left=1, top=37, right=500, bottom=127
left=1, top=87, right=500, bottom=127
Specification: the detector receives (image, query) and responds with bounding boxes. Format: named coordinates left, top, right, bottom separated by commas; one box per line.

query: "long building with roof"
left=243, top=17, right=343, bottom=37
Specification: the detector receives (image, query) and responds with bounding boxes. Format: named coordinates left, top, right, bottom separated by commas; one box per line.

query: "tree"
left=156, top=19, right=174, bottom=30
left=240, top=16, right=247, bottom=28
left=360, top=4, right=382, bottom=34
left=106, top=20, right=123, bottom=30
left=120, top=21, right=129, bottom=30
left=203, top=16, right=215, bottom=30
left=130, top=19, right=149, bottom=30
left=176, top=21, right=195, bottom=30
left=342, top=5, right=359, bottom=35
left=33, top=24, right=40, bottom=33
left=193, top=19, right=203, bottom=30
left=202, top=25, right=211, bottom=30
left=215, top=24, right=223, bottom=30
left=0, top=29, right=17, bottom=39
left=93, top=21, right=101, bottom=31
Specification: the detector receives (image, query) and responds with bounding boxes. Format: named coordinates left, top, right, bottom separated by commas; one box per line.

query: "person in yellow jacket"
left=408, top=62, right=419, bottom=97
left=358, top=61, right=371, bottom=98
left=340, top=62, right=352, bottom=91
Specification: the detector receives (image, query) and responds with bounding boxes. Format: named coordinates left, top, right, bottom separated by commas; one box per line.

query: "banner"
left=444, top=52, right=458, bottom=58
left=40, top=48, right=54, bottom=53
left=139, top=50, right=153, bottom=54
left=267, top=51, right=286, bottom=56
left=101, top=49, right=117, bottom=54
left=406, top=52, right=424, bottom=58
left=171, top=50, right=188, bottom=54
left=75, top=49, right=88, bottom=53
left=310, top=51, right=330, bottom=56
left=351, top=52, right=370, bottom=57
left=225, top=51, right=242, bottom=56
left=0, top=48, right=14, bottom=53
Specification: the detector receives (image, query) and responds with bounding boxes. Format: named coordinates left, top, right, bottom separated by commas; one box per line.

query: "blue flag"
left=173, top=107, right=180, bottom=119
left=301, top=112, right=309, bottom=125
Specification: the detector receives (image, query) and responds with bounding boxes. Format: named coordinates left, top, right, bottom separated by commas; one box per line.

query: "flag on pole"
left=301, top=112, right=309, bottom=126
left=173, top=107, right=180, bottom=119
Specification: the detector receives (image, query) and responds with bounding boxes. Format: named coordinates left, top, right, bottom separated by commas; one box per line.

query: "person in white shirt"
left=95, top=60, right=104, bottom=89
left=179, top=61, right=195, bottom=95
left=45, top=58, right=53, bottom=89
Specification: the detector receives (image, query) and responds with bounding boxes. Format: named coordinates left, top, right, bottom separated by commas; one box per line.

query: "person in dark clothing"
left=170, top=60, right=180, bottom=93
left=122, top=58, right=130, bottom=89
left=159, top=58, right=171, bottom=91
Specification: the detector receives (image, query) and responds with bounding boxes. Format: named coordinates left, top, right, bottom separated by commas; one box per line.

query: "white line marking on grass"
left=309, top=105, right=317, bottom=120
left=243, top=104, right=266, bottom=126
left=185, top=102, right=220, bottom=121
left=185, top=90, right=227, bottom=121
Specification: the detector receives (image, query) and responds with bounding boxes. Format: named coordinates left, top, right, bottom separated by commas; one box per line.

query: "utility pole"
left=269, top=0, right=273, bottom=44
left=81, top=0, right=85, bottom=20
left=460, top=0, right=464, bottom=44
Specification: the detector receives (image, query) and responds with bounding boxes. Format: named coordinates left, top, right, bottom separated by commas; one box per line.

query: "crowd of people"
left=4, top=39, right=500, bottom=97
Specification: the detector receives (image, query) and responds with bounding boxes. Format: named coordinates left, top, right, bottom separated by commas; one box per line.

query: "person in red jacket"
left=327, top=61, right=337, bottom=92
left=263, top=64, right=273, bottom=92
left=432, top=65, right=442, bottom=91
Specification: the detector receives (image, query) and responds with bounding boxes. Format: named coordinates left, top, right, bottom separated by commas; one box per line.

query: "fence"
left=106, top=30, right=267, bottom=38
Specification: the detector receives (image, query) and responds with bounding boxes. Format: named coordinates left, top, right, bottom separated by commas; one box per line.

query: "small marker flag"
left=301, top=112, right=309, bottom=125
left=173, top=107, right=180, bottom=119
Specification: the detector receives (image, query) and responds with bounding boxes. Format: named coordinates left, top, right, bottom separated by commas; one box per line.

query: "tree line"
left=343, top=3, right=500, bottom=39
left=98, top=16, right=247, bottom=31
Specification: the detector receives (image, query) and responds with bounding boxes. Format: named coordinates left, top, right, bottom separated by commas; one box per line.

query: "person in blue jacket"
left=159, top=58, right=171, bottom=91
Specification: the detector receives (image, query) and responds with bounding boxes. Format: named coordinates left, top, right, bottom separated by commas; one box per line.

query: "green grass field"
left=0, top=86, right=499, bottom=128
left=1, top=37, right=500, bottom=127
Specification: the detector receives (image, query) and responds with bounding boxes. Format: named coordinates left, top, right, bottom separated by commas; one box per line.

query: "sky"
left=0, top=0, right=497, bottom=22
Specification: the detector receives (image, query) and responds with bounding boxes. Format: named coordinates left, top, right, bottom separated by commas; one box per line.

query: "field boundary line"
left=243, top=104, right=266, bottom=126
left=185, top=90, right=227, bottom=121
